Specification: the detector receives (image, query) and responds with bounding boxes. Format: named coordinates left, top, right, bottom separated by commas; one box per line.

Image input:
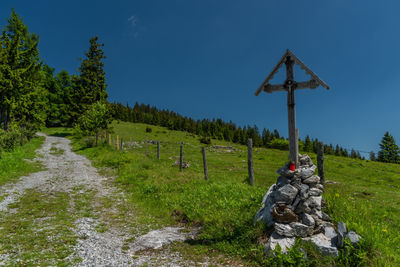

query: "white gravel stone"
left=265, top=232, right=296, bottom=254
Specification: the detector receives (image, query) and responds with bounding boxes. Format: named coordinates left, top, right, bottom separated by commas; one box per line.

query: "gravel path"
left=0, top=133, right=213, bottom=266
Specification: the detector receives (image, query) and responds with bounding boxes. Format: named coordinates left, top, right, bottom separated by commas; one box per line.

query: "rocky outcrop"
left=255, top=154, right=361, bottom=257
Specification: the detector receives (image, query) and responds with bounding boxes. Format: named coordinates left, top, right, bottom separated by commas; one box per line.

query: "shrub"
left=199, top=136, right=211, bottom=145
left=0, top=123, right=24, bottom=151
left=269, top=138, right=289, bottom=150
left=74, top=102, right=112, bottom=145
left=145, top=126, right=152, bottom=133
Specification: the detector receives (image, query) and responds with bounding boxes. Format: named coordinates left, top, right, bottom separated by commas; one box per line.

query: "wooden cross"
left=254, top=50, right=329, bottom=168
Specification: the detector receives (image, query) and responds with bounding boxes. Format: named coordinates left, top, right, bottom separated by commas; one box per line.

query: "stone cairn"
left=255, top=154, right=360, bottom=257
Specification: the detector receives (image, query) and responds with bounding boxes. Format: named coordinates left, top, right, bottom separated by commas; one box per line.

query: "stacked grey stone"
left=255, top=154, right=360, bottom=257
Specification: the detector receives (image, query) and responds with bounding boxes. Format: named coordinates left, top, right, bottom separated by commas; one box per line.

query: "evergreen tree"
left=304, top=135, right=312, bottom=152
left=262, top=128, right=269, bottom=146
left=56, top=70, right=73, bottom=126
left=43, top=65, right=62, bottom=127
left=0, top=9, right=47, bottom=136
left=377, top=131, right=400, bottom=163
left=350, top=149, right=357, bottom=158
left=369, top=151, right=376, bottom=161
left=341, top=148, right=349, bottom=157
left=273, top=129, right=280, bottom=139
left=71, top=36, right=107, bottom=123
left=335, top=144, right=341, bottom=156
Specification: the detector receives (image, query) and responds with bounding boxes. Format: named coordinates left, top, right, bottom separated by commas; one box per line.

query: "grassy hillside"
left=63, top=121, right=399, bottom=266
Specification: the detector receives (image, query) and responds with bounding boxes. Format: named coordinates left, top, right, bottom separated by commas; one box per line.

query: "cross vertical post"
left=285, top=56, right=298, bottom=167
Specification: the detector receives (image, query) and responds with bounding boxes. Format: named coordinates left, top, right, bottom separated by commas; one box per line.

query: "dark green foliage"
left=337, top=238, right=370, bottom=266
left=0, top=123, right=22, bottom=151
left=335, top=144, right=341, bottom=156
left=350, top=149, right=358, bottom=159
left=199, top=136, right=211, bottom=145
left=269, top=138, right=289, bottom=150
left=70, top=36, right=108, bottom=123
left=369, top=151, right=376, bottom=161
left=145, top=126, right=152, bottom=133
left=43, top=66, right=74, bottom=127
left=0, top=9, right=47, bottom=148
left=262, top=128, right=273, bottom=146
left=304, top=135, right=312, bottom=152
left=378, top=131, right=400, bottom=163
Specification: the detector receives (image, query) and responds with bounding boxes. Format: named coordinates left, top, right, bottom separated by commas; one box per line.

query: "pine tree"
left=304, top=135, right=312, bottom=152
left=71, top=36, right=107, bottom=123
left=349, top=149, right=357, bottom=158
left=378, top=131, right=400, bottom=163
left=335, top=144, right=341, bottom=156
left=43, top=65, right=62, bottom=127
left=273, top=129, right=280, bottom=139
left=369, top=151, right=376, bottom=161
left=0, top=9, right=47, bottom=136
left=56, top=70, right=73, bottom=126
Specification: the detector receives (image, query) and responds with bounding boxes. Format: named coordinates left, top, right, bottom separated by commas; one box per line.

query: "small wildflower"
left=335, top=193, right=340, bottom=197
left=382, top=228, right=387, bottom=233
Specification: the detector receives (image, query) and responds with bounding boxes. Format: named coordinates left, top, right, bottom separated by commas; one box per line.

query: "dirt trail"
left=0, top=134, right=212, bottom=266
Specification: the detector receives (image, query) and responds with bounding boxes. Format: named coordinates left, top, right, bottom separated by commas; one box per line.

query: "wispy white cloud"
left=128, top=15, right=137, bottom=27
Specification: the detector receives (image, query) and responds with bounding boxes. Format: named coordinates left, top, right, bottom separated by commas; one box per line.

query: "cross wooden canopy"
left=255, top=49, right=329, bottom=167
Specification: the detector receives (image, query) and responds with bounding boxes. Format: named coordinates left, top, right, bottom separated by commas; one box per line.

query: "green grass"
left=50, top=146, right=65, bottom=156
left=0, top=189, right=79, bottom=265
left=58, top=121, right=400, bottom=266
left=0, top=136, right=44, bottom=186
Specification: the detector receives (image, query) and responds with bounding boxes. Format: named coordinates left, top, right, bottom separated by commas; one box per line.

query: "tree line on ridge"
left=1, top=9, right=399, bottom=164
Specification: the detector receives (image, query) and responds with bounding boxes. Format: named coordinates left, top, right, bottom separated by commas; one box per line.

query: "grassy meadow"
left=52, top=121, right=400, bottom=266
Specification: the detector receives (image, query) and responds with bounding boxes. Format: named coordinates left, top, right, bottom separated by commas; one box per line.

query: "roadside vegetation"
left=52, top=121, right=399, bottom=266
left=0, top=136, right=44, bottom=186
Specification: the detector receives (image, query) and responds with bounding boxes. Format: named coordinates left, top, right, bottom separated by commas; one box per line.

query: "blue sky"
left=1, top=0, right=399, bottom=155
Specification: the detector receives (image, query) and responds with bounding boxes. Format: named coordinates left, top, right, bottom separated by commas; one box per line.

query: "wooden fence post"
left=145, top=137, right=148, bottom=156
left=157, top=141, right=160, bottom=160
left=179, top=143, right=183, bottom=172
left=117, top=135, right=120, bottom=151
left=202, top=147, right=208, bottom=180
left=317, top=142, right=325, bottom=184
left=248, top=138, right=255, bottom=186
left=109, top=134, right=111, bottom=146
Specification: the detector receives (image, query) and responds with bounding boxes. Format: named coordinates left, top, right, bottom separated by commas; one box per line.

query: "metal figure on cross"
left=255, top=49, right=329, bottom=168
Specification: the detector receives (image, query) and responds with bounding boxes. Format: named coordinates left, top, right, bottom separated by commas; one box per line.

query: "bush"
left=199, top=136, right=211, bottom=145
left=74, top=102, right=112, bottom=145
left=0, top=123, right=24, bottom=151
left=268, top=138, right=289, bottom=150
left=145, top=127, right=152, bottom=133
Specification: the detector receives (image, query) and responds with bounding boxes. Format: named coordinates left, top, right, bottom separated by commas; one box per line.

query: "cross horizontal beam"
left=255, top=50, right=329, bottom=96
left=263, top=80, right=319, bottom=93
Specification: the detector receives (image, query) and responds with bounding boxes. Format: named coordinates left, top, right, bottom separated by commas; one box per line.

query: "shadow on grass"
left=48, top=132, right=72, bottom=138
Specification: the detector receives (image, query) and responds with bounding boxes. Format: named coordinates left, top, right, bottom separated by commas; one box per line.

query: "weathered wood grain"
left=179, top=144, right=183, bottom=172
left=202, top=147, right=208, bottom=180
left=248, top=138, right=255, bottom=186
left=157, top=141, right=160, bottom=160
left=317, top=142, right=325, bottom=184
